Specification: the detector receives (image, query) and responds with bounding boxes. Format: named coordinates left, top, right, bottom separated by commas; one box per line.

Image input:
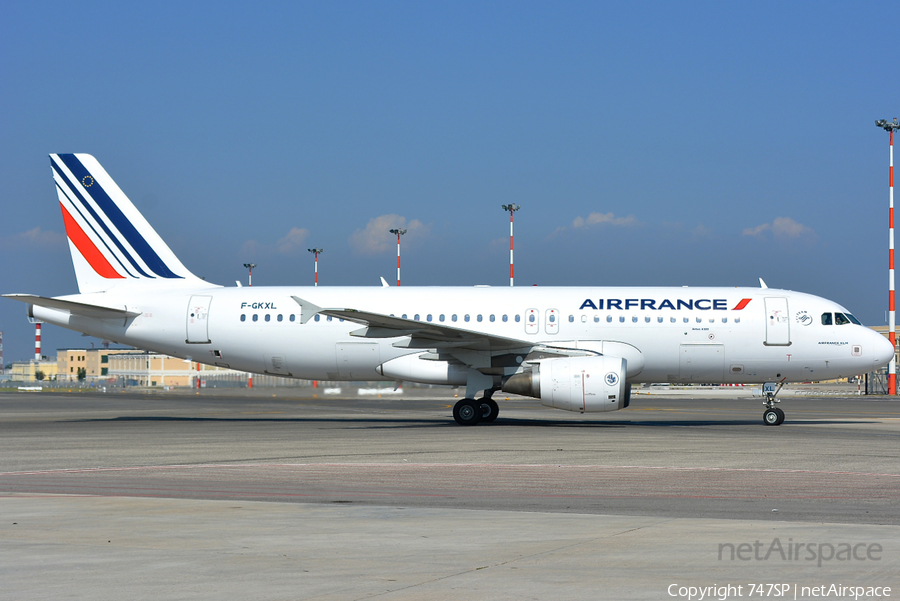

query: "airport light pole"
left=243, top=263, right=257, bottom=287
left=389, top=228, right=407, bottom=286
left=501, top=204, right=520, bottom=286
left=877, top=118, right=900, bottom=395
left=307, top=248, right=323, bottom=286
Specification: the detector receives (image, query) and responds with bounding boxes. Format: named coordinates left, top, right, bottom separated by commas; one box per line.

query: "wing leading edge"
left=291, top=295, right=533, bottom=352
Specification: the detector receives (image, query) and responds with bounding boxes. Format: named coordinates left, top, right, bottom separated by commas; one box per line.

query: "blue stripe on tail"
left=56, top=154, right=183, bottom=279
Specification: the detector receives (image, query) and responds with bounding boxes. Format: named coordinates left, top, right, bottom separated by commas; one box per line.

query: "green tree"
left=77, top=367, right=86, bottom=381
left=34, top=370, right=45, bottom=381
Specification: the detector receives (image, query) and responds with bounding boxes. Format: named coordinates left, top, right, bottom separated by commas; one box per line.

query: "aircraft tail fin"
left=50, top=154, right=209, bottom=293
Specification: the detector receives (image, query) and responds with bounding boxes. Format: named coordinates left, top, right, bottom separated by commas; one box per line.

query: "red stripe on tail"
left=60, top=203, right=125, bottom=279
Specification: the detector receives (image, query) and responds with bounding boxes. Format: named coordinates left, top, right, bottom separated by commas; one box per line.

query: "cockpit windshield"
left=822, top=312, right=861, bottom=326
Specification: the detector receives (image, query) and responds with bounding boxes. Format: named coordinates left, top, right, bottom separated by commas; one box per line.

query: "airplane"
left=4, top=154, right=895, bottom=426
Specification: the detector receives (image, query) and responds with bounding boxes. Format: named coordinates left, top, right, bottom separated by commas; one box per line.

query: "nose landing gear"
left=762, top=379, right=787, bottom=426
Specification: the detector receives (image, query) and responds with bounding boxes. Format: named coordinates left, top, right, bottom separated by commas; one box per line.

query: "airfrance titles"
left=579, top=298, right=752, bottom=311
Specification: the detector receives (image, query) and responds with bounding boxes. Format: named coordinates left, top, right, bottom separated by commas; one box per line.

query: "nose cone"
left=873, top=331, right=896, bottom=368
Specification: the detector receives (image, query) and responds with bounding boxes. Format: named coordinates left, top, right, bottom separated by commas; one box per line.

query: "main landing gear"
left=452, top=392, right=500, bottom=426
left=762, top=379, right=787, bottom=426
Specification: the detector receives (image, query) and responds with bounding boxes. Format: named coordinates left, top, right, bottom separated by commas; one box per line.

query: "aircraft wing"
left=291, top=296, right=532, bottom=352
left=3, top=294, right=142, bottom=319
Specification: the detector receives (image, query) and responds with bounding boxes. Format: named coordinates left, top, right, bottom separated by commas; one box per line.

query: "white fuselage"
left=31, top=285, right=893, bottom=385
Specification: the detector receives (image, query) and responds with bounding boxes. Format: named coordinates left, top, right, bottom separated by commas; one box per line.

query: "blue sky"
left=1, top=1, right=898, bottom=362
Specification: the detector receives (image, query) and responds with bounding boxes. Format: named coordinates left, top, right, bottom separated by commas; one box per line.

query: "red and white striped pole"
left=35, top=322, right=42, bottom=361
left=308, top=249, right=323, bottom=286
left=892, top=128, right=896, bottom=396
left=243, top=263, right=257, bottom=287
left=877, top=119, right=900, bottom=395
left=501, top=204, right=520, bottom=286
left=389, top=228, right=407, bottom=286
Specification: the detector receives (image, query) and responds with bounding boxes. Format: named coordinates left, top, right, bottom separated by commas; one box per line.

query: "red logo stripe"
left=60, top=203, right=125, bottom=279
left=732, top=298, right=752, bottom=311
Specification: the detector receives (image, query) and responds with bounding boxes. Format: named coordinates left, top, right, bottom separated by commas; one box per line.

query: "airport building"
left=7, top=359, right=58, bottom=381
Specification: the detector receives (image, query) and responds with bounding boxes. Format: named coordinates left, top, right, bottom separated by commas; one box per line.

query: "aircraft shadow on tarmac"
left=64, top=415, right=878, bottom=429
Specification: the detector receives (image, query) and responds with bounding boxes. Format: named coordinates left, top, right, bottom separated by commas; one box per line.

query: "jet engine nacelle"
left=377, top=353, right=469, bottom=386
left=502, top=356, right=629, bottom=413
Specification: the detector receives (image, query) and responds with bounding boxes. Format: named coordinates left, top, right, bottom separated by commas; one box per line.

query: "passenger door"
left=764, top=297, right=791, bottom=346
left=186, top=295, right=212, bottom=344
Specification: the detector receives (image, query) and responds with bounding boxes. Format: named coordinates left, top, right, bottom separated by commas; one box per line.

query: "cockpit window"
left=834, top=312, right=850, bottom=326
left=846, top=313, right=861, bottom=325
left=821, top=313, right=832, bottom=326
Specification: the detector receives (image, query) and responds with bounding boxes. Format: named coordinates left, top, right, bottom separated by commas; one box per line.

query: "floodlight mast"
left=243, top=263, right=257, bottom=287
left=876, top=118, right=900, bottom=395
left=307, top=249, right=323, bottom=286
left=501, top=204, right=520, bottom=286
left=389, top=228, right=407, bottom=286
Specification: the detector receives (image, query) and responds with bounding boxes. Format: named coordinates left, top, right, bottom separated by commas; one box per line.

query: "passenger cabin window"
left=290, top=314, right=296, bottom=322
left=465, top=315, right=471, bottom=322
left=515, top=314, right=521, bottom=322
left=502, top=315, right=508, bottom=322
left=314, top=315, right=320, bottom=322
left=452, top=314, right=458, bottom=322
left=253, top=314, right=259, bottom=322
left=277, top=314, right=283, bottom=322
left=265, top=314, right=271, bottom=322
left=821, top=313, right=833, bottom=325
left=426, top=314, right=433, bottom=322
left=477, top=315, right=483, bottom=322
left=240, top=314, right=246, bottom=322
left=489, top=315, right=495, bottom=322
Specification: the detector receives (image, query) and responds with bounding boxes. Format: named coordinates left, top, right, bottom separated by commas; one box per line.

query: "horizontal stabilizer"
left=3, top=294, right=141, bottom=319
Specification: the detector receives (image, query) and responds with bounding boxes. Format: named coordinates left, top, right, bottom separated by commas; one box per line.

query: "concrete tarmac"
left=1, top=389, right=898, bottom=600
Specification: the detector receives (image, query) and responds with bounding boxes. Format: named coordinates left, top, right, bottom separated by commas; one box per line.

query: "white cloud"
left=0, top=227, right=66, bottom=250
left=691, top=223, right=713, bottom=238
left=571, top=212, right=637, bottom=229
left=276, top=227, right=310, bottom=254
left=742, top=217, right=812, bottom=239
left=241, top=226, right=311, bottom=257
left=349, top=214, right=429, bottom=254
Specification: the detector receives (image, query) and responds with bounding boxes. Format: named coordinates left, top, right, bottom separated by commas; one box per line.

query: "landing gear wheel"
left=453, top=399, right=482, bottom=426
left=479, top=399, right=499, bottom=423
left=763, top=407, right=785, bottom=426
